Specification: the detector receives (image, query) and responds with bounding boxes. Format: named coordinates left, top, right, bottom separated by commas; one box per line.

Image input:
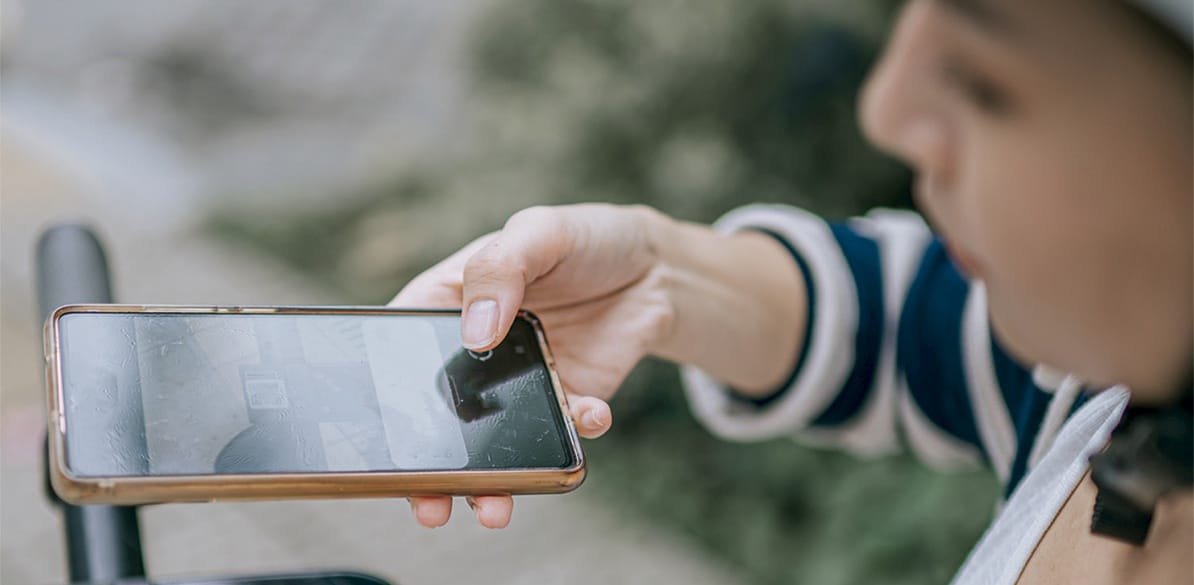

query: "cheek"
left=952, top=144, right=1111, bottom=369
left=954, top=131, right=1187, bottom=387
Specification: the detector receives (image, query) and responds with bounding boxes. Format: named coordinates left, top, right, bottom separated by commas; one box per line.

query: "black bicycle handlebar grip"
left=36, top=224, right=116, bottom=318
left=36, top=224, right=147, bottom=583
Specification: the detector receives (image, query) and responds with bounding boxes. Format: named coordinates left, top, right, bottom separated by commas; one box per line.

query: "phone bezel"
left=44, top=304, right=586, bottom=505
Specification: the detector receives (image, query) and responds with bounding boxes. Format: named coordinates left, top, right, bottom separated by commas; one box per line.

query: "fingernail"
left=583, top=409, right=607, bottom=429
left=463, top=299, right=499, bottom=348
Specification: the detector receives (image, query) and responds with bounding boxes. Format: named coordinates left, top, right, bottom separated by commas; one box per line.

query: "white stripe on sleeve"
left=962, top=283, right=1017, bottom=483
left=681, top=204, right=857, bottom=441
left=898, top=383, right=985, bottom=469
left=1027, top=375, right=1082, bottom=469
left=798, top=210, right=931, bottom=457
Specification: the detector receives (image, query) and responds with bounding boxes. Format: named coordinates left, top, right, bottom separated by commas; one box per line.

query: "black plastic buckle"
left=1088, top=395, right=1193, bottom=546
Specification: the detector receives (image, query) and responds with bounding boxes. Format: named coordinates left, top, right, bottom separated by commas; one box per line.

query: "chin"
left=987, top=303, right=1037, bottom=364
left=989, top=303, right=1072, bottom=376
left=992, top=312, right=1125, bottom=389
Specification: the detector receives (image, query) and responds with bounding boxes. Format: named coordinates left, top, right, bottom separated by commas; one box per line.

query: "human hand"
left=389, top=204, right=674, bottom=528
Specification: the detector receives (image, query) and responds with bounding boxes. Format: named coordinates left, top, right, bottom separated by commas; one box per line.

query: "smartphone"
left=44, top=305, right=585, bottom=505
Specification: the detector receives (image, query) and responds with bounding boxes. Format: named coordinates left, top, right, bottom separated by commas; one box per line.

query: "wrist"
left=639, top=209, right=807, bottom=394
left=627, top=203, right=681, bottom=352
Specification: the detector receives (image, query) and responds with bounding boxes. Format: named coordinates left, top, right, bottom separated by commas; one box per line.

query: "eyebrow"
left=934, top=0, right=1016, bottom=36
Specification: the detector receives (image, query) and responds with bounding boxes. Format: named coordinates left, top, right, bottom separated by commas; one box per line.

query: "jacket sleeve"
left=681, top=204, right=1089, bottom=493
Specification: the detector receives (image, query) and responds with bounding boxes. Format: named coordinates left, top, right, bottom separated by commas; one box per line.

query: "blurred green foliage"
left=210, top=1, right=999, bottom=583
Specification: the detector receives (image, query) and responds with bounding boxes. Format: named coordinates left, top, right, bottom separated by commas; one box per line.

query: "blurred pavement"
left=1, top=0, right=479, bottom=210
left=0, top=119, right=744, bottom=585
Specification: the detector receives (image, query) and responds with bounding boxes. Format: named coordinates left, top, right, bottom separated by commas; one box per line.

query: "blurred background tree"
left=210, top=1, right=999, bottom=583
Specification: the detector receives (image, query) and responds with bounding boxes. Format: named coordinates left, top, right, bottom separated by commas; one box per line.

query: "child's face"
left=860, top=0, right=1191, bottom=398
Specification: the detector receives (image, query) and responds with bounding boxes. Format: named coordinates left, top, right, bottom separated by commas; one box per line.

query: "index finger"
left=388, top=233, right=499, bottom=308
left=459, top=207, right=572, bottom=351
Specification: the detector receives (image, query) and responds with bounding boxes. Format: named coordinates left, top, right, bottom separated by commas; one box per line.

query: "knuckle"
left=623, top=203, right=657, bottom=218
left=508, top=205, right=570, bottom=252
left=463, top=251, right=522, bottom=288
left=506, top=205, right=558, bottom=228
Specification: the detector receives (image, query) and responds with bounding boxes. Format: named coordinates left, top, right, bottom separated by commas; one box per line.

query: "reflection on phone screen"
left=57, top=312, right=575, bottom=476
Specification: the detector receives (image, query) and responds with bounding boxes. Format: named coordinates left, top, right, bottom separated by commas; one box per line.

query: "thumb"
left=460, top=207, right=571, bottom=351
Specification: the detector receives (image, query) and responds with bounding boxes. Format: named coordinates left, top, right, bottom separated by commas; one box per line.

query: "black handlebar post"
left=36, top=224, right=147, bottom=584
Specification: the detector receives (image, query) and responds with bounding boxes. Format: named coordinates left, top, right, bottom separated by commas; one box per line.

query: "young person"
left=391, top=1, right=1192, bottom=582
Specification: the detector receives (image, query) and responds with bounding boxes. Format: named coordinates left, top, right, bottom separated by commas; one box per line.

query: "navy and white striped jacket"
left=682, top=205, right=1095, bottom=498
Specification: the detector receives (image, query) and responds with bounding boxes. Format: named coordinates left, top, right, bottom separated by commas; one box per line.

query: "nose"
left=858, top=1, right=953, bottom=180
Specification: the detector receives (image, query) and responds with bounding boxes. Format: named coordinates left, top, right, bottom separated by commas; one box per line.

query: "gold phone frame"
left=45, top=304, right=585, bottom=505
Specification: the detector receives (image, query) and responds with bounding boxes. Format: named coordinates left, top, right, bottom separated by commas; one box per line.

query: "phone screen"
left=55, top=311, right=576, bottom=477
